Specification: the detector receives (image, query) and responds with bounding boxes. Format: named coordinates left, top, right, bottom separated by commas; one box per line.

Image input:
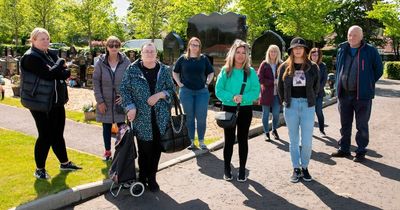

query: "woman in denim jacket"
left=120, top=43, right=175, bottom=192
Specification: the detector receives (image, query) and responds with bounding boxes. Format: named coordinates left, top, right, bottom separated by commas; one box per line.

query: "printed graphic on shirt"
left=293, top=70, right=306, bottom=87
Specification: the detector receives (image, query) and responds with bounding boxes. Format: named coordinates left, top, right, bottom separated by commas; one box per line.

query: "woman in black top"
left=21, top=28, right=81, bottom=179
left=277, top=37, right=319, bottom=183
left=173, top=37, right=214, bottom=150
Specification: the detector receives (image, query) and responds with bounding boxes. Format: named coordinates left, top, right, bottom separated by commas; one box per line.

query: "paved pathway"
left=62, top=80, right=400, bottom=209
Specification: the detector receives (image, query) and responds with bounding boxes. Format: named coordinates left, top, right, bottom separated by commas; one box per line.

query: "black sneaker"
left=272, top=129, right=280, bottom=140
left=148, top=179, right=160, bottom=192
left=290, top=168, right=302, bottom=183
left=223, top=168, right=233, bottom=181
left=60, top=161, right=82, bottom=171
left=353, top=153, right=366, bottom=162
left=264, top=133, right=271, bottom=142
left=237, top=169, right=247, bottom=182
left=302, top=168, right=312, bottom=181
left=331, top=150, right=351, bottom=157
left=34, top=168, right=50, bottom=179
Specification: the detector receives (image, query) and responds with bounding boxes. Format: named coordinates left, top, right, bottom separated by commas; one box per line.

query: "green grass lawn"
left=0, top=128, right=111, bottom=209
left=0, top=97, right=101, bottom=126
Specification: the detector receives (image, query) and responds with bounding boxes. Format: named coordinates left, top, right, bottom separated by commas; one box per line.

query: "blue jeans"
left=315, top=96, right=325, bottom=132
left=179, top=86, right=210, bottom=142
left=283, top=98, right=315, bottom=168
left=338, top=95, right=372, bottom=155
left=262, top=95, right=281, bottom=133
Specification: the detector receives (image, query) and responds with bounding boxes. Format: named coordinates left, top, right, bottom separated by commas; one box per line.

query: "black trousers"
left=137, top=121, right=162, bottom=182
left=222, top=105, right=253, bottom=173
left=30, top=106, right=69, bottom=169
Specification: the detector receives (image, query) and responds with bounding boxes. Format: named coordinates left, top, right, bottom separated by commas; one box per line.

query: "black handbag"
left=215, top=71, right=247, bottom=129
left=160, top=93, right=191, bottom=153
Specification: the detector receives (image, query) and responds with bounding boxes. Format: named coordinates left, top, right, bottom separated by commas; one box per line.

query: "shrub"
left=384, top=62, right=400, bottom=80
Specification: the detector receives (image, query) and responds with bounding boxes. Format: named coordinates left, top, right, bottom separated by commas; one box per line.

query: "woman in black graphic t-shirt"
left=277, top=37, right=319, bottom=183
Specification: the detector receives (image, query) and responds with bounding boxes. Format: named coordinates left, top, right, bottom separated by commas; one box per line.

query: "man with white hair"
left=332, top=25, right=383, bottom=162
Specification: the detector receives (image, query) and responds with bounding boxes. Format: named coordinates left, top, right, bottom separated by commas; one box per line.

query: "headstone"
left=251, top=30, right=286, bottom=70
left=85, top=65, right=95, bottom=88
left=187, top=12, right=247, bottom=75
left=163, top=32, right=185, bottom=65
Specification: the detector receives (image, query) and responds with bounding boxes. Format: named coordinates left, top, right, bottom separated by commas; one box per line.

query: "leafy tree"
left=236, top=0, right=275, bottom=44
left=367, top=0, right=400, bottom=59
left=1, top=0, right=30, bottom=46
left=274, top=0, right=338, bottom=45
left=67, top=0, right=115, bottom=49
left=127, top=0, right=169, bottom=39
left=327, top=0, right=382, bottom=45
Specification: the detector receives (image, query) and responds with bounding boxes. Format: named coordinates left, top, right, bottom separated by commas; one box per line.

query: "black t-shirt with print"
left=291, top=63, right=307, bottom=98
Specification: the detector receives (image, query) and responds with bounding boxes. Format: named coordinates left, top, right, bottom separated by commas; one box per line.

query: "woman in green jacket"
left=215, top=39, right=260, bottom=182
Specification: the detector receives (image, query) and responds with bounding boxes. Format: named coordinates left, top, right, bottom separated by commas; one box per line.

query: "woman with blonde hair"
left=257, top=44, right=283, bottom=141
left=20, top=28, right=82, bottom=179
left=308, top=47, right=328, bottom=136
left=277, top=37, right=319, bottom=183
left=215, top=39, right=260, bottom=182
left=173, top=37, right=214, bottom=150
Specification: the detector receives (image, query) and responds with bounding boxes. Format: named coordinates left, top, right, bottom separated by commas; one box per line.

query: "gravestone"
left=163, top=32, right=185, bottom=65
left=251, top=30, right=286, bottom=70
left=187, top=12, right=247, bottom=75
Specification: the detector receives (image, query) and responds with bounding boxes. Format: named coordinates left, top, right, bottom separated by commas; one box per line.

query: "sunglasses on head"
left=108, top=44, right=120, bottom=48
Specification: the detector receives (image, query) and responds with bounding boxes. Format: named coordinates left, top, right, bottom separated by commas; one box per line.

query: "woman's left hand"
left=115, top=94, right=122, bottom=105
left=147, top=92, right=165, bottom=106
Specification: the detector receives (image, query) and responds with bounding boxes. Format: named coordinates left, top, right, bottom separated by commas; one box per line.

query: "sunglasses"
left=108, top=44, right=120, bottom=49
left=190, top=43, right=200, bottom=48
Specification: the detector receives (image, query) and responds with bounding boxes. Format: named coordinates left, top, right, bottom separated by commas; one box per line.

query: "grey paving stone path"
left=61, top=79, right=400, bottom=209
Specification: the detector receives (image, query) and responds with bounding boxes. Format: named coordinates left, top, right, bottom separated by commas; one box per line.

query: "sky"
left=113, top=0, right=129, bottom=17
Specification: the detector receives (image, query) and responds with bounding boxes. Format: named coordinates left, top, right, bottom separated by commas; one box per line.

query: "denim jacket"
left=120, top=59, right=175, bottom=141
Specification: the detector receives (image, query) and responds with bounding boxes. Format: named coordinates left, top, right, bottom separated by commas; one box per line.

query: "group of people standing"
left=23, top=25, right=382, bottom=193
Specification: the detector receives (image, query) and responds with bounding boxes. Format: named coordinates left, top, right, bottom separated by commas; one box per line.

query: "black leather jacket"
left=277, top=60, right=320, bottom=108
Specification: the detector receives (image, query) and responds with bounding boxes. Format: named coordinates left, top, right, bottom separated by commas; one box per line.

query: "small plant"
left=82, top=103, right=96, bottom=112
left=10, top=75, right=20, bottom=87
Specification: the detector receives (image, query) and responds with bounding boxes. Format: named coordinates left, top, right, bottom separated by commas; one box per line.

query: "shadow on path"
left=360, top=159, right=400, bottom=182
left=269, top=138, right=336, bottom=165
left=303, top=180, right=381, bottom=210
left=313, top=135, right=383, bottom=158
left=104, top=189, right=209, bottom=210
left=196, top=152, right=303, bottom=209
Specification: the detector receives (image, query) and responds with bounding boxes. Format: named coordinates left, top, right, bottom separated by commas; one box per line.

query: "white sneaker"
left=187, top=143, right=196, bottom=150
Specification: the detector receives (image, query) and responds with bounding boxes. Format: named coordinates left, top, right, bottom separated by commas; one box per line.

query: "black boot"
left=264, top=132, right=271, bottom=141
left=272, top=129, right=280, bottom=140
left=147, top=176, right=160, bottom=192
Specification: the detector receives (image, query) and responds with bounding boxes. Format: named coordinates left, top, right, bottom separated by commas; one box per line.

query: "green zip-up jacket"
left=215, top=67, right=260, bottom=106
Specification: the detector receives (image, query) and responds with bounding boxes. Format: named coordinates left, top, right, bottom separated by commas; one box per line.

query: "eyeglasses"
left=108, top=44, right=120, bottom=49
left=190, top=44, right=200, bottom=48
left=142, top=51, right=156, bottom=54
left=311, top=52, right=319, bottom=55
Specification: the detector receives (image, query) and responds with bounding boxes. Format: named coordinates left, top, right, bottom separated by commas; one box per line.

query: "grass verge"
left=0, top=128, right=110, bottom=209
left=0, top=97, right=101, bottom=126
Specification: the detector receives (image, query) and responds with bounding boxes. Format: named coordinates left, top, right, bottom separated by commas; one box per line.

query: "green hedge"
left=384, top=62, right=400, bottom=80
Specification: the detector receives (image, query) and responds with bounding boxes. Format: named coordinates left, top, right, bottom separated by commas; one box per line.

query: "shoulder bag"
left=215, top=71, right=247, bottom=129
left=160, top=92, right=191, bottom=153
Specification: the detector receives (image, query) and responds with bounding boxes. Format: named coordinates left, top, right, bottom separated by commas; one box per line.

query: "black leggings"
left=137, top=121, right=162, bottom=182
left=222, top=105, right=253, bottom=173
left=30, top=106, right=69, bottom=169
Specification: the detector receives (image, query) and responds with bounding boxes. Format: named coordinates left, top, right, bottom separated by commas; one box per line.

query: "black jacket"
left=21, top=47, right=70, bottom=107
left=277, top=60, right=320, bottom=108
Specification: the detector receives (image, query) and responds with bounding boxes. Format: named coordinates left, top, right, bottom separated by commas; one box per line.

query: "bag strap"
left=235, top=71, right=248, bottom=113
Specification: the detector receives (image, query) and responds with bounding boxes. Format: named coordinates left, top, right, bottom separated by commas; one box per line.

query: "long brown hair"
left=283, top=48, right=310, bottom=80
left=224, top=39, right=251, bottom=77
left=308, top=47, right=323, bottom=64
left=184, top=37, right=201, bottom=59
